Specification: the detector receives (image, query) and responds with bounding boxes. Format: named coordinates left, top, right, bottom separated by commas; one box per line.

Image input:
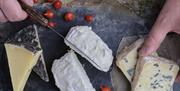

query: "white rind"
left=51, top=50, right=95, bottom=91
left=65, top=26, right=113, bottom=72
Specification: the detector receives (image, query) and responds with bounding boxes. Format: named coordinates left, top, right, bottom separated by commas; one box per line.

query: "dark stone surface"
left=0, top=1, right=179, bottom=91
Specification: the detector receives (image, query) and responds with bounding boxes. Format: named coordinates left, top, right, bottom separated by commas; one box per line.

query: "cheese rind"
left=4, top=25, right=49, bottom=91
left=116, top=38, right=144, bottom=82
left=30, top=25, right=49, bottom=82
left=132, top=56, right=179, bottom=91
left=65, top=26, right=113, bottom=72
left=7, top=25, right=49, bottom=82
left=5, top=44, right=42, bottom=91
left=51, top=50, right=95, bottom=91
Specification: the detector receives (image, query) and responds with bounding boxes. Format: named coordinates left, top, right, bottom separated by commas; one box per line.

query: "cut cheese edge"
left=51, top=50, right=95, bottom=91
left=132, top=56, right=179, bottom=91
left=116, top=38, right=144, bottom=82
left=65, top=26, right=113, bottom=72
left=5, top=44, right=42, bottom=91
left=6, top=25, right=49, bottom=82
left=116, top=38, right=158, bottom=82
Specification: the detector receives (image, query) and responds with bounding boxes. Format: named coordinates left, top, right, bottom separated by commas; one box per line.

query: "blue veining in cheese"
left=132, top=56, right=179, bottom=91
left=116, top=38, right=144, bottom=82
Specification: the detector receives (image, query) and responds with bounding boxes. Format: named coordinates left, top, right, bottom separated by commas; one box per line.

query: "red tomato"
left=44, top=9, right=54, bottom=19
left=53, top=0, right=62, bottom=9
left=64, top=12, right=75, bottom=22
left=85, top=15, right=94, bottom=22
left=33, top=0, right=39, bottom=3
left=100, top=85, right=111, bottom=91
left=47, top=0, right=54, bottom=3
left=48, top=22, right=56, bottom=27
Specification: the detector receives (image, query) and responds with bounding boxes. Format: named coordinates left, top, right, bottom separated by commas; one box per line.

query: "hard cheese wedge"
left=4, top=25, right=43, bottom=91
left=51, top=50, right=95, bottom=91
left=116, top=38, right=144, bottom=82
left=5, top=44, right=42, bottom=91
left=132, top=56, right=179, bottom=91
left=65, top=26, right=113, bottom=72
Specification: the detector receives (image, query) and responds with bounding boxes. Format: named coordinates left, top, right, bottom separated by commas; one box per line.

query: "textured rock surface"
left=0, top=0, right=179, bottom=91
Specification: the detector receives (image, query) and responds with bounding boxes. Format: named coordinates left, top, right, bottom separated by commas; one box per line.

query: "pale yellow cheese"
left=132, top=56, right=179, bottom=91
left=116, top=38, right=158, bottom=82
left=116, top=38, right=144, bottom=82
left=5, top=44, right=42, bottom=91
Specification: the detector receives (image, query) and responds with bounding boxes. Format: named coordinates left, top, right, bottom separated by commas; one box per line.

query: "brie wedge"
left=51, top=50, right=95, bottom=91
left=65, top=26, right=113, bottom=72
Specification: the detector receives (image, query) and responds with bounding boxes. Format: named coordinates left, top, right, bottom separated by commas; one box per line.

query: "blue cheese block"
left=116, top=38, right=144, bottom=82
left=116, top=38, right=158, bottom=82
left=51, top=50, right=95, bottom=91
left=65, top=26, right=113, bottom=72
left=132, top=56, right=179, bottom=91
left=6, top=25, right=49, bottom=82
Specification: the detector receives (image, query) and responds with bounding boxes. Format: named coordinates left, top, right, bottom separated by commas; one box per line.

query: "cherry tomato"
left=44, top=9, right=54, bottom=19
left=64, top=12, right=75, bottom=22
left=33, top=0, right=39, bottom=3
left=53, top=0, right=62, bottom=9
left=85, top=15, right=94, bottom=22
left=48, top=22, right=56, bottom=27
left=47, top=0, right=54, bottom=3
left=100, top=85, right=111, bottom=91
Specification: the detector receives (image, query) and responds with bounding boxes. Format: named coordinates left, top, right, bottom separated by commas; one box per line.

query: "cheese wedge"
left=30, top=25, right=49, bottom=82
left=4, top=25, right=45, bottom=91
left=116, top=38, right=144, bottom=82
left=116, top=38, right=158, bottom=82
left=51, top=50, right=95, bottom=91
left=65, top=26, right=113, bottom=72
left=132, top=56, right=179, bottom=91
left=5, top=44, right=42, bottom=91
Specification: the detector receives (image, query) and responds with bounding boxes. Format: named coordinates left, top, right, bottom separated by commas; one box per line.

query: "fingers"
left=0, top=0, right=27, bottom=22
left=175, top=72, right=180, bottom=83
left=139, top=0, right=172, bottom=56
left=22, top=0, right=34, bottom=6
left=0, top=10, right=7, bottom=23
left=0, top=0, right=34, bottom=22
left=139, top=27, right=169, bottom=56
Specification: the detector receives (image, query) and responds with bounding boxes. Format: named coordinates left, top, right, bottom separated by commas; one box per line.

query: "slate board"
left=0, top=0, right=179, bottom=91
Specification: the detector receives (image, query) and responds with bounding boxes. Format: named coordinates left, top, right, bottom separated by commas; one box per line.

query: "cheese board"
left=0, top=0, right=180, bottom=91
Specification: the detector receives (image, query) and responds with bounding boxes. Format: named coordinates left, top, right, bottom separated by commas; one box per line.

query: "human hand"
left=0, top=0, right=34, bottom=22
left=139, top=0, right=180, bottom=82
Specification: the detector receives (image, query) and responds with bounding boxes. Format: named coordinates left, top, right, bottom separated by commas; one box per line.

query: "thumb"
left=175, top=72, right=180, bottom=83
left=139, top=27, right=169, bottom=56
